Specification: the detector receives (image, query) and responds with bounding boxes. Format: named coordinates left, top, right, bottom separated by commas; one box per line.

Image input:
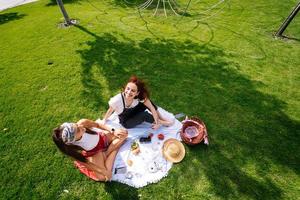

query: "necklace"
left=125, top=99, right=133, bottom=108
left=123, top=93, right=134, bottom=108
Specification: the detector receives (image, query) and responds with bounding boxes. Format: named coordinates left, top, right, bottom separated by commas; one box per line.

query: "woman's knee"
left=122, top=122, right=135, bottom=129
left=120, top=135, right=127, bottom=144
left=123, top=112, right=151, bottom=128
left=95, top=174, right=111, bottom=182
left=112, top=137, right=126, bottom=146
left=122, top=131, right=128, bottom=138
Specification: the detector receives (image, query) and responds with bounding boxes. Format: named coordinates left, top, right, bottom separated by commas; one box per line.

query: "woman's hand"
left=151, top=123, right=161, bottom=130
left=113, top=128, right=128, bottom=138
left=96, top=119, right=106, bottom=127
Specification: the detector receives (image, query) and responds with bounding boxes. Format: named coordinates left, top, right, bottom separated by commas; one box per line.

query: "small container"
left=149, top=133, right=154, bottom=138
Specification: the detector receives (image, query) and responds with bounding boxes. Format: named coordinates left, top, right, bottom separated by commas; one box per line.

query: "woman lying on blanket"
left=52, top=119, right=128, bottom=181
left=103, top=75, right=174, bottom=129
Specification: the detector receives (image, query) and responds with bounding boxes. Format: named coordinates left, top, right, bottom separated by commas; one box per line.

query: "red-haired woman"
left=103, top=75, right=174, bottom=129
left=52, top=119, right=127, bottom=181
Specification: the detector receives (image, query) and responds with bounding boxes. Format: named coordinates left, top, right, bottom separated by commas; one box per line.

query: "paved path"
left=0, top=0, right=38, bottom=12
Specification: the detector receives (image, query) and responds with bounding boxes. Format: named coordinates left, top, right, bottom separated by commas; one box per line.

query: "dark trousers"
left=121, top=111, right=154, bottom=128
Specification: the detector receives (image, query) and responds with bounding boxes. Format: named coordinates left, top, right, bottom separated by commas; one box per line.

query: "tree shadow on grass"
left=104, top=182, right=139, bottom=199
left=75, top=24, right=299, bottom=199
left=112, top=0, right=191, bottom=16
left=0, top=12, right=26, bottom=25
left=112, top=0, right=147, bottom=8
left=279, top=35, right=300, bottom=42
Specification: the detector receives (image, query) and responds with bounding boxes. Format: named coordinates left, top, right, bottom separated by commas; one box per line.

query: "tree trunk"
left=275, top=2, right=300, bottom=37
left=56, top=0, right=72, bottom=25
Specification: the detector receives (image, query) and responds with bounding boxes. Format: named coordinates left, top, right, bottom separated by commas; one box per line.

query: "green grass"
left=0, top=0, right=299, bottom=199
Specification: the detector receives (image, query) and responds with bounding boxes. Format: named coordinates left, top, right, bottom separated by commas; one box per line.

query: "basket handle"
left=182, top=119, right=203, bottom=128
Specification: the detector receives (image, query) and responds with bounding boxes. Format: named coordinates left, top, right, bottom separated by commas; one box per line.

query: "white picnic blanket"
left=101, top=107, right=182, bottom=188
left=0, top=0, right=37, bottom=11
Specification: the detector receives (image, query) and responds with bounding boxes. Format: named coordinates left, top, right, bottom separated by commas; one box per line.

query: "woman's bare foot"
left=159, top=119, right=174, bottom=127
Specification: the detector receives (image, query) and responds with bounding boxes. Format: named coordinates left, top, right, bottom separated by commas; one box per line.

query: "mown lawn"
left=0, top=0, right=299, bottom=199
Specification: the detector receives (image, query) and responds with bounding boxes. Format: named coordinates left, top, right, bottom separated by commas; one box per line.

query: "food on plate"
left=131, top=140, right=139, bottom=150
left=127, top=159, right=133, bottom=166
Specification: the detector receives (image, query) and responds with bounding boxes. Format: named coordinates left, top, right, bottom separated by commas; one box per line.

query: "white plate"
left=184, top=126, right=199, bottom=138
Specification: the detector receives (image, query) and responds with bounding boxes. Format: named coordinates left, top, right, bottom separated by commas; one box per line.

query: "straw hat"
left=162, top=139, right=185, bottom=163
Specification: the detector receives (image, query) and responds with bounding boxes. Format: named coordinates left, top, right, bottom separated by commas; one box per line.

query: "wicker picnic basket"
left=180, top=116, right=208, bottom=146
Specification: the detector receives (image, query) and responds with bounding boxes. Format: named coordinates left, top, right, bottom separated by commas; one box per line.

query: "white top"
left=109, top=93, right=141, bottom=115
left=73, top=132, right=99, bottom=151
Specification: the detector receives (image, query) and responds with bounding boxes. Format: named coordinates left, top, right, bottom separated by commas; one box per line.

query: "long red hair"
left=123, top=75, right=150, bottom=100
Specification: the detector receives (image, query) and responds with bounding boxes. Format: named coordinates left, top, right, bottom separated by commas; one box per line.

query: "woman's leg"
left=88, top=148, right=121, bottom=181
left=124, top=111, right=154, bottom=128
left=105, top=134, right=127, bottom=157
left=158, top=118, right=174, bottom=126
left=124, top=111, right=174, bottom=128
left=75, top=160, right=108, bottom=181
left=91, top=136, right=126, bottom=180
left=157, top=110, right=175, bottom=127
left=104, top=150, right=118, bottom=173
left=87, top=152, right=111, bottom=181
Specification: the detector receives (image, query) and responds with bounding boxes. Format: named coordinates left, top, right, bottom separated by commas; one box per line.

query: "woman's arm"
left=103, top=106, right=114, bottom=123
left=77, top=119, right=113, bottom=133
left=77, top=119, right=127, bottom=138
left=143, top=98, right=160, bottom=129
